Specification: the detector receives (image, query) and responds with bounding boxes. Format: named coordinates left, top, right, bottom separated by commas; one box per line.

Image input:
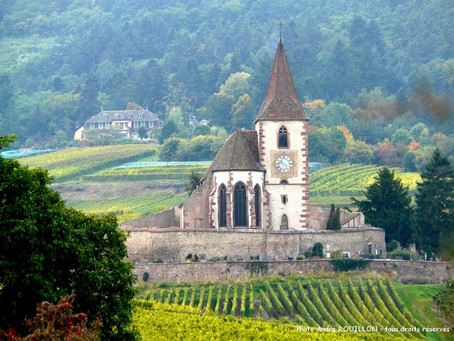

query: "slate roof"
left=201, top=129, right=262, bottom=181
left=255, top=40, right=308, bottom=122
left=85, top=110, right=161, bottom=123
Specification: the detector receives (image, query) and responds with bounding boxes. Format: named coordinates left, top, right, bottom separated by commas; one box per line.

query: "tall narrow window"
left=280, top=214, right=289, bottom=230
left=278, top=126, right=288, bottom=148
left=254, top=184, right=261, bottom=227
left=234, top=182, right=248, bottom=227
left=218, top=184, right=227, bottom=227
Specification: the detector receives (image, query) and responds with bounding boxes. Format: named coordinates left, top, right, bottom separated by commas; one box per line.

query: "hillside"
left=15, top=146, right=422, bottom=222
left=0, top=0, right=452, bottom=159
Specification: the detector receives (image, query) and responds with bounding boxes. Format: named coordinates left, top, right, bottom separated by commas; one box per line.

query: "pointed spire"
left=255, top=40, right=308, bottom=122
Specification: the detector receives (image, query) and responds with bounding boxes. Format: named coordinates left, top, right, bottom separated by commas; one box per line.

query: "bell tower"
left=255, top=39, right=310, bottom=230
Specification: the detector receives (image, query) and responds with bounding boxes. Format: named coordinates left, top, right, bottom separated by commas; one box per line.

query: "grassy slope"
left=395, top=284, right=449, bottom=341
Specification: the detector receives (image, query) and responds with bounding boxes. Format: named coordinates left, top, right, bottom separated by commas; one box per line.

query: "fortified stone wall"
left=122, top=207, right=179, bottom=229
left=133, top=260, right=454, bottom=284
left=124, top=227, right=386, bottom=265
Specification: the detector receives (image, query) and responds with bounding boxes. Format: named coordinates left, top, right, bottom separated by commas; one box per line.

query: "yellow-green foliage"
left=133, top=300, right=410, bottom=341
left=66, top=192, right=187, bottom=223
left=136, top=275, right=426, bottom=339
left=19, top=144, right=157, bottom=180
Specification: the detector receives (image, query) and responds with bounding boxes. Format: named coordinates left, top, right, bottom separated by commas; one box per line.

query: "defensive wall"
left=132, top=259, right=454, bottom=285
left=124, top=227, right=386, bottom=265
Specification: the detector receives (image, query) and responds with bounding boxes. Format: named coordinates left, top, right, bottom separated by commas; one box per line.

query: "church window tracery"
left=254, top=184, right=261, bottom=227
left=218, top=184, right=227, bottom=227
left=234, top=182, right=248, bottom=227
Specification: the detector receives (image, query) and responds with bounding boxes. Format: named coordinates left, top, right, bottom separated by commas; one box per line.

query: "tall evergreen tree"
left=326, top=204, right=341, bottom=230
left=351, top=167, right=413, bottom=245
left=415, top=148, right=454, bottom=259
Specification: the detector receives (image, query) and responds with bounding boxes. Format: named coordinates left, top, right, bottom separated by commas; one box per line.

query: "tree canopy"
left=352, top=167, right=413, bottom=246
left=0, top=136, right=137, bottom=340
left=415, top=148, right=454, bottom=259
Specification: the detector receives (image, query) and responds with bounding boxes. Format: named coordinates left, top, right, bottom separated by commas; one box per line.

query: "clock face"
left=275, top=155, right=293, bottom=173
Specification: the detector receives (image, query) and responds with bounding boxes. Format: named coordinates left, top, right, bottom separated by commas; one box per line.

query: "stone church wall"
left=133, top=259, right=454, bottom=284
left=125, top=227, right=385, bottom=265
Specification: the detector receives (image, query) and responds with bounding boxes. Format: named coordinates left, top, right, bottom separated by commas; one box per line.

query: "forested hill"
left=0, top=0, right=453, bottom=150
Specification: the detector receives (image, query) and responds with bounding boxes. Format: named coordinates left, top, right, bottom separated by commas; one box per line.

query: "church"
left=124, top=39, right=386, bottom=263
left=181, top=39, right=321, bottom=230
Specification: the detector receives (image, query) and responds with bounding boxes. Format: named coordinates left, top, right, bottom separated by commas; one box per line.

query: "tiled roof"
left=85, top=110, right=161, bottom=123
left=201, top=130, right=261, bottom=181
left=255, top=41, right=308, bottom=122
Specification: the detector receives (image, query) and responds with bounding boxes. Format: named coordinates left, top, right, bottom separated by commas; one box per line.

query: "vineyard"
left=309, top=164, right=421, bottom=207
left=18, top=144, right=158, bottom=181
left=135, top=275, right=431, bottom=340
left=17, top=145, right=422, bottom=218
left=82, top=162, right=210, bottom=182
left=133, top=300, right=412, bottom=341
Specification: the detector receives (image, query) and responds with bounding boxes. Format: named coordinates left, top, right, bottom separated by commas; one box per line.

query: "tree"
left=0, top=295, right=100, bottom=340
left=352, top=167, right=413, bottom=246
left=0, top=136, right=136, bottom=340
left=326, top=204, right=341, bottom=230
left=415, top=148, right=454, bottom=259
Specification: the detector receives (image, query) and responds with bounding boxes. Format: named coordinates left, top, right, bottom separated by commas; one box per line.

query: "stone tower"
left=255, top=39, right=310, bottom=230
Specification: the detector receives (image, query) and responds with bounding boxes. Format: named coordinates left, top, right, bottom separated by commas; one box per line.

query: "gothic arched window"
left=234, top=182, right=248, bottom=227
left=278, top=126, right=288, bottom=148
left=280, top=214, right=289, bottom=230
left=218, top=184, right=227, bottom=227
left=254, top=184, right=261, bottom=227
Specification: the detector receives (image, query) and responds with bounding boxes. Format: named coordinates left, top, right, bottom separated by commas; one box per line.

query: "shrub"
left=387, top=240, right=400, bottom=252
left=330, top=259, right=371, bottom=272
left=312, top=243, right=324, bottom=258
left=388, top=250, right=419, bottom=260
left=153, top=258, right=164, bottom=263
left=330, top=250, right=344, bottom=259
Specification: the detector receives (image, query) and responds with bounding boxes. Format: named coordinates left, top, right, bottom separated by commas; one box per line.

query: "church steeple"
left=255, top=41, right=308, bottom=122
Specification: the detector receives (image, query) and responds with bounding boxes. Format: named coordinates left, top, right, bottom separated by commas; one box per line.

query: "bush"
left=330, top=250, right=344, bottom=259
left=331, top=259, right=371, bottom=272
left=153, top=258, right=164, bottom=263
left=387, top=240, right=400, bottom=252
left=312, top=242, right=324, bottom=258
left=388, top=250, right=419, bottom=260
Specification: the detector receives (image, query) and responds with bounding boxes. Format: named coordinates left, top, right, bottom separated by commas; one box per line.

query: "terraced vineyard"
left=137, top=275, right=427, bottom=340
left=134, top=300, right=411, bottom=341
left=19, top=144, right=158, bottom=181
left=17, top=146, right=422, bottom=218
left=82, top=162, right=210, bottom=182
left=309, top=164, right=421, bottom=207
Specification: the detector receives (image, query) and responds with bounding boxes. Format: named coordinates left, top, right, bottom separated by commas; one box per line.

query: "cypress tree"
left=326, top=203, right=336, bottom=230
left=415, top=148, right=454, bottom=259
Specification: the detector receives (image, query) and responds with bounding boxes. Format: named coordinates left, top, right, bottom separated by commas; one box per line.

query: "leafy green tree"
left=137, top=126, right=148, bottom=139
left=185, top=171, right=202, bottom=194
left=309, top=127, right=347, bottom=164
left=159, top=119, right=178, bottom=143
left=0, top=136, right=136, bottom=340
left=159, top=136, right=184, bottom=161
left=415, top=148, right=454, bottom=259
left=352, top=167, right=413, bottom=246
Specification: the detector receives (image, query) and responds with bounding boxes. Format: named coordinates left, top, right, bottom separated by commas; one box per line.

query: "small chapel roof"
left=255, top=40, right=308, bottom=122
left=201, top=129, right=261, bottom=181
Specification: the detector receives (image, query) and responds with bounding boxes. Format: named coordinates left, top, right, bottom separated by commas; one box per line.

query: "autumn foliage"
left=0, top=296, right=99, bottom=341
